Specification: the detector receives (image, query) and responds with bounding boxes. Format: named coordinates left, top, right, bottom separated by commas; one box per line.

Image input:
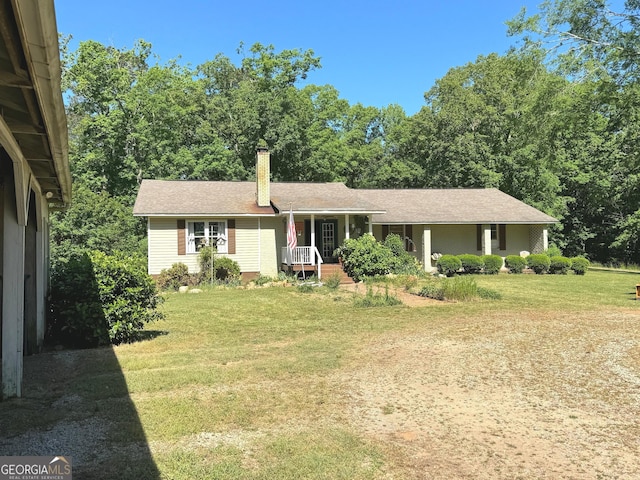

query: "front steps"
left=321, top=264, right=355, bottom=284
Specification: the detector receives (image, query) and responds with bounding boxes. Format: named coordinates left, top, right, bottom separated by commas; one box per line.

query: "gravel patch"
left=336, top=311, right=640, bottom=479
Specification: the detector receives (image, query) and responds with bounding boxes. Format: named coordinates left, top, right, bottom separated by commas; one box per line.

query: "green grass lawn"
left=3, top=270, right=640, bottom=479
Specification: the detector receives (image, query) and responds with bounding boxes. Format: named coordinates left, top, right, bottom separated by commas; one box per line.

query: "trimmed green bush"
left=157, top=263, right=191, bottom=291
left=505, top=255, right=527, bottom=274
left=436, top=255, right=462, bottom=277
left=527, top=253, right=551, bottom=274
left=482, top=254, right=503, bottom=274
left=49, top=251, right=163, bottom=347
left=458, top=254, right=484, bottom=274
left=570, top=257, right=590, bottom=275
left=549, top=255, right=572, bottom=274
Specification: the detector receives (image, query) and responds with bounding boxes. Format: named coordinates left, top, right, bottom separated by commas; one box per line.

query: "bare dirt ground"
left=336, top=306, right=640, bottom=479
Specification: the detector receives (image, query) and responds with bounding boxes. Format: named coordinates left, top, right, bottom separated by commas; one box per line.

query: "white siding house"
left=134, top=151, right=557, bottom=280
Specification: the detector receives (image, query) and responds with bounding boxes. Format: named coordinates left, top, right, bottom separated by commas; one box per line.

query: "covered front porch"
left=279, top=213, right=373, bottom=279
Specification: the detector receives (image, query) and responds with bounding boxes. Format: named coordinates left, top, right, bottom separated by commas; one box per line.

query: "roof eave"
left=13, top=0, right=71, bottom=206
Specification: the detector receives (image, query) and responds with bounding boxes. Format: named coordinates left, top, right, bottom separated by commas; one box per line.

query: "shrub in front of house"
left=211, top=256, right=241, bottom=283
left=505, top=255, right=527, bottom=274
left=157, top=262, right=192, bottom=291
left=527, top=253, right=551, bottom=274
left=482, top=254, right=503, bottom=274
left=570, top=257, right=590, bottom=275
left=49, top=251, right=163, bottom=347
left=457, top=254, right=484, bottom=274
left=335, top=235, right=393, bottom=282
left=436, top=255, right=462, bottom=277
left=549, top=256, right=572, bottom=274
left=384, top=234, right=423, bottom=275
left=197, top=246, right=241, bottom=285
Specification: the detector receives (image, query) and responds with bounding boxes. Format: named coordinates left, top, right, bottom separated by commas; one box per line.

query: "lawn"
left=1, top=270, right=639, bottom=479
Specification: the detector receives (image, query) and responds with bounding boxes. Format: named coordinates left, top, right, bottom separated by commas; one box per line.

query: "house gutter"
left=12, top=0, right=72, bottom=207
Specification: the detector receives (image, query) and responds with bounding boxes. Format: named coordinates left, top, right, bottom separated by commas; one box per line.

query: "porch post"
left=36, top=211, right=46, bottom=348
left=423, top=226, right=434, bottom=272
left=310, top=214, right=316, bottom=264
left=368, top=216, right=373, bottom=235
left=543, top=228, right=549, bottom=251
left=344, top=214, right=350, bottom=240
left=2, top=178, right=26, bottom=399
left=483, top=225, right=492, bottom=256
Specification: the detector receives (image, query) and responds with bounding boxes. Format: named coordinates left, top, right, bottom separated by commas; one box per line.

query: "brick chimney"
left=256, top=146, right=270, bottom=207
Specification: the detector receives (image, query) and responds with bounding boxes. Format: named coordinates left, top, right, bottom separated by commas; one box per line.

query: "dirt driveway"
left=338, top=306, right=640, bottom=479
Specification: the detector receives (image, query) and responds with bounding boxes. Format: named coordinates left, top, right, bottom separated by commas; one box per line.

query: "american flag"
left=287, top=208, right=297, bottom=264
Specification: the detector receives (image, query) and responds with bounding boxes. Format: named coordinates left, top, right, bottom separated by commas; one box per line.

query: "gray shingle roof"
left=133, top=180, right=556, bottom=224
left=133, top=180, right=383, bottom=216
left=133, top=180, right=273, bottom=216
left=360, top=188, right=557, bottom=224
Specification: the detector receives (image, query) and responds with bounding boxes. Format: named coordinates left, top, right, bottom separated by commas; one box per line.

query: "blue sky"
left=55, top=0, right=544, bottom=115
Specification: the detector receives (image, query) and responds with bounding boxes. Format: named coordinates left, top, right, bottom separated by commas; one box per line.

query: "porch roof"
left=359, top=188, right=557, bottom=225
left=270, top=182, right=384, bottom=214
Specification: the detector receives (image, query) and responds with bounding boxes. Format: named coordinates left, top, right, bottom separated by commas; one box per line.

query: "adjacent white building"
left=1, top=0, right=71, bottom=398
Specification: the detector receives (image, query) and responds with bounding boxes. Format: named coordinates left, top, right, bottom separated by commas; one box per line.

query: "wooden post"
left=2, top=176, right=25, bottom=398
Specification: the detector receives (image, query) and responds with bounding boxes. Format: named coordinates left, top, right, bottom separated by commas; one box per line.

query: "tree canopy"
left=55, top=8, right=640, bottom=265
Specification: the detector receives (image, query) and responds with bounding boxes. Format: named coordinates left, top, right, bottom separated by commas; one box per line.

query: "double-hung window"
left=187, top=220, right=228, bottom=254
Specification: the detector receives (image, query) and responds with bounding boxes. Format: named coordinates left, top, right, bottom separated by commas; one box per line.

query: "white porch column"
left=368, top=216, right=373, bottom=235
left=2, top=184, right=26, bottom=399
left=543, top=228, right=549, bottom=251
left=310, top=214, right=316, bottom=263
left=36, top=211, right=46, bottom=349
left=422, top=226, right=434, bottom=272
left=344, top=214, right=350, bottom=240
left=483, top=225, right=492, bottom=256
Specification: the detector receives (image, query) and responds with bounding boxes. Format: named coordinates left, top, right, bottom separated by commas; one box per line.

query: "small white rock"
left=178, top=286, right=189, bottom=294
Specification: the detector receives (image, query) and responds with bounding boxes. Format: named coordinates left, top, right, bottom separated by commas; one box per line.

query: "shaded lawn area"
left=1, top=270, right=639, bottom=479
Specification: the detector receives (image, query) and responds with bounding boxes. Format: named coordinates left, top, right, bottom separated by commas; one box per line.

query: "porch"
left=280, top=247, right=355, bottom=283
left=280, top=246, right=324, bottom=278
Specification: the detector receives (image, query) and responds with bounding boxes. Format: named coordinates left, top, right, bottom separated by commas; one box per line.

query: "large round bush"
left=482, top=254, right=503, bottom=274
left=49, top=251, right=163, bottom=347
left=335, top=235, right=393, bottom=282
left=549, top=256, right=572, bottom=274
left=505, top=255, right=526, bottom=274
left=437, top=255, right=462, bottom=277
left=570, top=257, right=590, bottom=275
left=457, top=254, right=484, bottom=274
left=527, top=253, right=551, bottom=274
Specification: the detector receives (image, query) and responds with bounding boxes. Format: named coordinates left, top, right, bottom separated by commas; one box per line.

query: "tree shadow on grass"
left=0, top=344, right=161, bottom=479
